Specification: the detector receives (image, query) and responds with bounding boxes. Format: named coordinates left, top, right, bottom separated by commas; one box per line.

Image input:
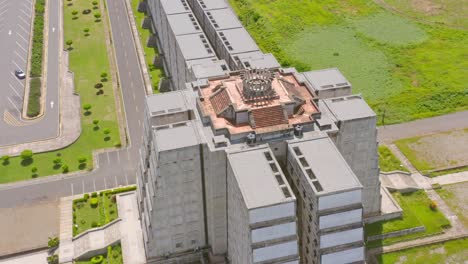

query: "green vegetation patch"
left=0, top=0, right=121, bottom=183
left=352, top=12, right=428, bottom=46
left=436, top=182, right=468, bottom=229
left=30, top=0, right=45, bottom=77
left=378, top=145, right=409, bottom=172
left=366, top=190, right=451, bottom=247
left=75, top=243, right=123, bottom=264
left=131, top=0, right=164, bottom=93
left=378, top=238, right=468, bottom=264
left=27, top=78, right=42, bottom=117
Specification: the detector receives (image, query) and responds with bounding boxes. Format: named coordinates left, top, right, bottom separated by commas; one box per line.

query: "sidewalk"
left=58, top=196, right=74, bottom=264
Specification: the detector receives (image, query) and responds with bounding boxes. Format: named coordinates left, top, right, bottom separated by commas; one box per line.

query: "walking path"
left=58, top=196, right=74, bottom=264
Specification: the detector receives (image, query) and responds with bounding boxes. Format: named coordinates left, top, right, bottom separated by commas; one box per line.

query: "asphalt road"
left=0, top=0, right=146, bottom=207
left=0, top=0, right=61, bottom=147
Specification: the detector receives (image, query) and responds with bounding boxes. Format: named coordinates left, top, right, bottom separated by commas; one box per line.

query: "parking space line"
left=9, top=83, right=21, bottom=97
left=104, top=177, right=107, bottom=189
left=7, top=97, right=21, bottom=114
left=71, top=183, right=74, bottom=196
left=19, top=9, right=30, bottom=18
left=93, top=179, right=96, bottom=192
left=14, top=51, right=26, bottom=62
left=114, top=175, right=118, bottom=187
left=11, top=72, right=25, bottom=87
left=17, top=32, right=28, bottom=43
left=22, top=2, right=31, bottom=12
left=117, top=151, right=120, bottom=162
left=125, top=173, right=129, bottom=186
left=18, top=16, right=29, bottom=26
left=107, top=152, right=110, bottom=164
left=17, top=23, right=29, bottom=34
left=126, top=148, right=130, bottom=160
left=16, top=41, right=27, bottom=52
left=82, top=181, right=85, bottom=194
left=0, top=8, right=8, bottom=17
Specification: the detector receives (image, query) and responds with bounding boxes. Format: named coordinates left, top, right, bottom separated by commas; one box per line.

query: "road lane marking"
left=16, top=41, right=27, bottom=52
left=135, top=105, right=139, bottom=112
left=50, top=101, right=54, bottom=109
left=14, top=51, right=26, bottom=62
left=7, top=97, right=21, bottom=114
left=9, top=83, right=21, bottom=97
left=125, top=173, right=129, bottom=185
left=133, top=91, right=135, bottom=100
left=138, top=119, right=141, bottom=127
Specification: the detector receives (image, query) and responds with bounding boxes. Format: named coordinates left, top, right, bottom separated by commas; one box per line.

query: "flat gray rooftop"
left=236, top=52, right=281, bottom=69
left=206, top=8, right=243, bottom=30
left=228, top=147, right=295, bottom=209
left=160, top=0, right=191, bottom=15
left=217, top=28, right=259, bottom=55
left=146, top=91, right=189, bottom=116
left=323, top=95, right=376, bottom=121
left=289, top=135, right=362, bottom=194
left=167, top=13, right=202, bottom=36
left=194, top=0, right=228, bottom=10
left=303, top=68, right=350, bottom=91
left=187, top=58, right=229, bottom=79
left=154, top=122, right=201, bottom=151
left=176, top=34, right=216, bottom=60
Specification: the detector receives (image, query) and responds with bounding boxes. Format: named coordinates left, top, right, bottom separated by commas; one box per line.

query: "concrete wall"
left=251, top=222, right=296, bottom=243
left=333, top=117, right=381, bottom=216
left=319, top=208, right=362, bottom=230
left=321, top=246, right=364, bottom=264
left=248, top=202, right=295, bottom=224
left=318, top=190, right=362, bottom=211
left=252, top=241, right=298, bottom=263
left=320, top=227, right=363, bottom=249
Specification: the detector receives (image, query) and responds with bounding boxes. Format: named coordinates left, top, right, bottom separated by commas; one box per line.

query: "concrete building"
left=136, top=0, right=380, bottom=263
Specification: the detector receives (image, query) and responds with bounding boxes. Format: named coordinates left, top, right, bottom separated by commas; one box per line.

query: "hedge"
left=27, top=78, right=41, bottom=117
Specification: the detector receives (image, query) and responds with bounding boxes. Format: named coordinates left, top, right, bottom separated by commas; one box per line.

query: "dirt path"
left=378, top=111, right=468, bottom=143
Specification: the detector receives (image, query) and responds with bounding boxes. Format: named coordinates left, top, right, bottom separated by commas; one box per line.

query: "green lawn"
left=228, top=0, right=468, bottom=125
left=377, top=238, right=468, bottom=264
left=366, top=191, right=451, bottom=248
left=379, top=145, right=409, bottom=172
left=436, top=182, right=468, bottom=229
left=0, top=0, right=120, bottom=183
left=75, top=243, right=123, bottom=264
left=131, top=0, right=163, bottom=93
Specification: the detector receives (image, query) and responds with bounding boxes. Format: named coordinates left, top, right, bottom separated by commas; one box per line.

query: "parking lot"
left=0, top=0, right=33, bottom=122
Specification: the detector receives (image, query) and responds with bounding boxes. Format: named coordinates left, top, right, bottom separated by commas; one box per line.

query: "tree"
left=53, top=158, right=62, bottom=165
left=62, top=164, right=69, bottom=173
left=83, top=28, right=90, bottom=36
left=94, top=12, right=101, bottom=21
left=1, top=155, right=10, bottom=164
left=93, top=119, right=99, bottom=126
left=31, top=167, right=38, bottom=173
left=103, top=128, right=111, bottom=135
left=78, top=157, right=87, bottom=164
left=20, top=150, right=33, bottom=160
left=83, top=104, right=92, bottom=114
left=100, top=72, right=107, bottom=78
left=92, top=1, right=98, bottom=8
left=72, top=10, right=78, bottom=16
left=66, top=40, right=73, bottom=50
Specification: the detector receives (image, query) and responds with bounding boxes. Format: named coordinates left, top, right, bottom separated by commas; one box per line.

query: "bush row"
left=27, top=77, right=42, bottom=117
left=30, top=0, right=46, bottom=77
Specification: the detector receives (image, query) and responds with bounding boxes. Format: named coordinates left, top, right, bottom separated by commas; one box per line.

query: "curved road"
left=0, top=0, right=145, bottom=208
left=0, top=0, right=60, bottom=146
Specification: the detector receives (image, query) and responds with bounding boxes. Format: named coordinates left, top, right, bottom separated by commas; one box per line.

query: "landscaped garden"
left=377, top=238, right=468, bottom=264
left=131, top=0, right=164, bottom=93
left=73, top=186, right=135, bottom=236
left=228, top=0, right=468, bottom=125
left=75, top=243, right=123, bottom=264
left=0, top=0, right=121, bottom=183
left=378, top=145, right=408, bottom=172
left=395, top=129, right=468, bottom=176
left=365, top=190, right=451, bottom=248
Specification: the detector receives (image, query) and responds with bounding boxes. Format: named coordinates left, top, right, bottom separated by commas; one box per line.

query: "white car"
left=14, top=69, right=26, bottom=79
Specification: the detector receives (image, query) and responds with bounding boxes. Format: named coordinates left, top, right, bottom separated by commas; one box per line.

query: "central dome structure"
left=241, top=69, right=276, bottom=102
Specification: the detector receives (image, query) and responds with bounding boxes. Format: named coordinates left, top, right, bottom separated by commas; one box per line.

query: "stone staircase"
left=251, top=105, right=288, bottom=128
left=73, top=219, right=121, bottom=260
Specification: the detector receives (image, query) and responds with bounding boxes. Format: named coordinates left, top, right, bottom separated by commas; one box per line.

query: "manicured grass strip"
left=30, top=0, right=45, bottom=77
left=0, top=0, right=121, bottom=183
left=366, top=191, right=451, bottom=248
left=131, top=0, right=163, bottom=93
left=378, top=145, right=409, bottom=172
left=377, top=238, right=468, bottom=264
left=395, top=137, right=433, bottom=173
left=27, top=78, right=42, bottom=117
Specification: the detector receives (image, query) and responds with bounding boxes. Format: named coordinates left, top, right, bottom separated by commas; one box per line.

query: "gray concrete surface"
left=0, top=0, right=61, bottom=147
left=118, top=192, right=146, bottom=264
left=377, top=110, right=468, bottom=143
left=0, top=250, right=48, bottom=264
left=0, top=200, right=59, bottom=256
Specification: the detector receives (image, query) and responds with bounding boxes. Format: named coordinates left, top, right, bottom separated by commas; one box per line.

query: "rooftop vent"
left=240, top=69, right=276, bottom=102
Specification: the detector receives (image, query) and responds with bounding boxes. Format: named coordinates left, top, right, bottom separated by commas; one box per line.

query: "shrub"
left=101, top=72, right=107, bottom=78
left=62, top=164, right=69, bottom=173
left=94, top=82, right=103, bottom=88
left=31, top=167, right=38, bottom=173
left=47, top=254, right=59, bottom=264
left=48, top=237, right=59, bottom=248
left=83, top=104, right=92, bottom=112
left=78, top=157, right=87, bottom=163
left=84, top=193, right=90, bottom=200
left=96, top=89, right=104, bottom=95
left=83, top=28, right=90, bottom=35
left=93, top=119, right=99, bottom=125
left=91, top=221, right=98, bottom=228
left=20, top=150, right=33, bottom=160
left=114, top=141, right=121, bottom=147
left=430, top=200, right=438, bottom=211
left=94, top=12, right=101, bottom=21
left=30, top=0, right=45, bottom=78
left=66, top=40, right=73, bottom=50
left=1, top=155, right=10, bottom=164
left=91, top=255, right=104, bottom=264
left=103, top=128, right=111, bottom=135
left=90, top=197, right=99, bottom=208
left=27, top=78, right=42, bottom=117
left=91, top=192, right=97, bottom=198
left=53, top=158, right=62, bottom=164
left=111, top=195, right=117, bottom=203
left=83, top=9, right=91, bottom=15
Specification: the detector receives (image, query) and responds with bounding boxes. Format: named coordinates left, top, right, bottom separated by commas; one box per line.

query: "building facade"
left=136, top=0, right=380, bottom=263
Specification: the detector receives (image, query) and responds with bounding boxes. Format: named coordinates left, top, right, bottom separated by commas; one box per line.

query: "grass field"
left=366, top=190, right=451, bottom=247
left=436, top=182, right=468, bottom=229
left=378, top=145, right=409, bottom=172
left=377, top=238, right=468, bottom=264
left=0, top=0, right=120, bottom=183
left=73, top=193, right=118, bottom=236
left=395, top=129, right=468, bottom=175
left=229, top=0, right=468, bottom=125
left=131, top=0, right=163, bottom=93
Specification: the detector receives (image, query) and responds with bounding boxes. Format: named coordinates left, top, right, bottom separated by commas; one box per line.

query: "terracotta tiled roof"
left=210, top=88, right=231, bottom=115
left=251, top=105, right=287, bottom=128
